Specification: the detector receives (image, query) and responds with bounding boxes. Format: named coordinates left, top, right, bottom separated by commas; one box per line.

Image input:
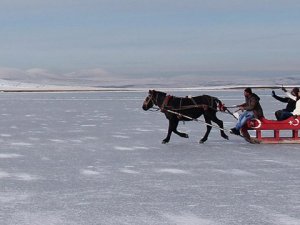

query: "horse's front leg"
left=162, top=119, right=188, bottom=143
left=173, top=121, right=189, bottom=139
left=200, top=116, right=212, bottom=143
left=212, top=115, right=229, bottom=140
left=162, top=119, right=174, bottom=144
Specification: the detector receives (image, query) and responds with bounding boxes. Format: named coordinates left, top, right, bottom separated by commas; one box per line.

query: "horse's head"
left=142, top=90, right=156, bottom=111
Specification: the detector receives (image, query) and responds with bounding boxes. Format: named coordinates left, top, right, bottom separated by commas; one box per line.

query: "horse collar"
left=161, top=95, right=173, bottom=111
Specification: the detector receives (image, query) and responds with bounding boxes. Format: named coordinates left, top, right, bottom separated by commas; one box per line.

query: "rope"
left=164, top=109, right=230, bottom=133
left=166, top=109, right=247, bottom=139
left=155, top=101, right=239, bottom=120
left=148, top=103, right=245, bottom=138
left=147, top=93, right=240, bottom=132
left=225, top=108, right=239, bottom=120
left=224, top=105, right=239, bottom=109
left=163, top=104, right=208, bottom=111
left=148, top=107, right=160, bottom=112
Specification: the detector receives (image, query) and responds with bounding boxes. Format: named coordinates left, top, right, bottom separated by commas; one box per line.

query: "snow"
left=0, top=79, right=115, bottom=92
left=0, top=90, right=300, bottom=225
left=0, top=74, right=300, bottom=92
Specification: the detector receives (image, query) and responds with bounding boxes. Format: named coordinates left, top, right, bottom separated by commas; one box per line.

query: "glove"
left=272, top=90, right=275, bottom=97
left=281, top=86, right=287, bottom=92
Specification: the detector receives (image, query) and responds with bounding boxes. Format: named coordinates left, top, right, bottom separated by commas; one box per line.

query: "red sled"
left=241, top=117, right=300, bottom=144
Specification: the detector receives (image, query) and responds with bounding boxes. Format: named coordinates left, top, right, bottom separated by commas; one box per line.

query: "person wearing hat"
left=279, top=87, right=300, bottom=118
left=272, top=87, right=299, bottom=120
left=230, top=88, right=264, bottom=135
left=292, top=91, right=300, bottom=116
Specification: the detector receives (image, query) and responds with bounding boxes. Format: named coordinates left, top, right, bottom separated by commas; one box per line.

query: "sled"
left=240, top=117, right=300, bottom=144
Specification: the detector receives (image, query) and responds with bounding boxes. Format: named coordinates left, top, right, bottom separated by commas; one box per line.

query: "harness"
left=160, top=95, right=173, bottom=112
left=160, top=95, right=210, bottom=112
left=147, top=92, right=226, bottom=113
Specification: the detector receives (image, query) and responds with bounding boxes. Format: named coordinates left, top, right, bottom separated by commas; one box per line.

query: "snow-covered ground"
left=0, top=90, right=299, bottom=225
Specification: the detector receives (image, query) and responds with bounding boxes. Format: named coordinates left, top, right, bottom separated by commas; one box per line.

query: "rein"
left=162, top=104, right=209, bottom=111
left=164, top=109, right=229, bottom=132
left=165, top=109, right=244, bottom=137
left=146, top=92, right=237, bottom=119
left=148, top=107, right=160, bottom=111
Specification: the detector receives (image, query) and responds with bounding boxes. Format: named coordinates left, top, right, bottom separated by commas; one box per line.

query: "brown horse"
left=142, top=90, right=229, bottom=144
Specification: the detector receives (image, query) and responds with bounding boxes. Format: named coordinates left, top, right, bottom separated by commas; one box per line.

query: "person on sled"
left=272, top=87, right=299, bottom=120
left=230, top=88, right=264, bottom=135
left=281, top=87, right=300, bottom=118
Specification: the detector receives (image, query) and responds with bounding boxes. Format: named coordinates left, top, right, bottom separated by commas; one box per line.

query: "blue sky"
left=0, top=0, right=300, bottom=84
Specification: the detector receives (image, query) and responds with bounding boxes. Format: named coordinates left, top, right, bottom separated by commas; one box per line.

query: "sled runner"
left=241, top=117, right=300, bottom=144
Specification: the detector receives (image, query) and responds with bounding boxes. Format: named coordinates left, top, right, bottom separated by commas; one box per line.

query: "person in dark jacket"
left=230, top=88, right=264, bottom=135
left=272, top=87, right=299, bottom=120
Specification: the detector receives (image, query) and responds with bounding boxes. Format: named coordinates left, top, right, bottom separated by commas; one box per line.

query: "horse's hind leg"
left=212, top=115, right=229, bottom=140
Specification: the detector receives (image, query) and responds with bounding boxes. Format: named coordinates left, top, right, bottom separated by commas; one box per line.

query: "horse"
left=142, top=90, right=229, bottom=144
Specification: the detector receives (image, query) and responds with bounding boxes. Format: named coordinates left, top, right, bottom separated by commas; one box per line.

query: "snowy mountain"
left=0, top=73, right=299, bottom=92
left=0, top=79, right=102, bottom=92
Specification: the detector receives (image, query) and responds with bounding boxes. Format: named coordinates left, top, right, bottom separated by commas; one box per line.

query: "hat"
left=244, top=87, right=252, bottom=94
left=292, top=87, right=299, bottom=94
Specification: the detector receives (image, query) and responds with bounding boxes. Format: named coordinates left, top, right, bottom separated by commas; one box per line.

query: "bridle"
left=143, top=92, right=160, bottom=111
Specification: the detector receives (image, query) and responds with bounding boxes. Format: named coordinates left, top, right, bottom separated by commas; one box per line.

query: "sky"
left=0, top=0, right=300, bottom=85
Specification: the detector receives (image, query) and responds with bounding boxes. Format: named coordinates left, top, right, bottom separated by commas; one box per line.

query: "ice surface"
left=0, top=90, right=299, bottom=225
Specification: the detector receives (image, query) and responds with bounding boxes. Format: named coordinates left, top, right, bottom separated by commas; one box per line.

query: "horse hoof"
left=162, top=140, right=169, bottom=144
left=199, top=139, right=207, bottom=144
left=222, top=134, right=229, bottom=140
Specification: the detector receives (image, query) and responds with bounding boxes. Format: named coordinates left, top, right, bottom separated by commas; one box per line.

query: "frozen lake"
left=0, top=90, right=299, bottom=225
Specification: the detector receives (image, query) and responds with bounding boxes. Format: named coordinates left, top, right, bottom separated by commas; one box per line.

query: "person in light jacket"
left=283, top=88, right=300, bottom=118
left=272, top=87, right=299, bottom=120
